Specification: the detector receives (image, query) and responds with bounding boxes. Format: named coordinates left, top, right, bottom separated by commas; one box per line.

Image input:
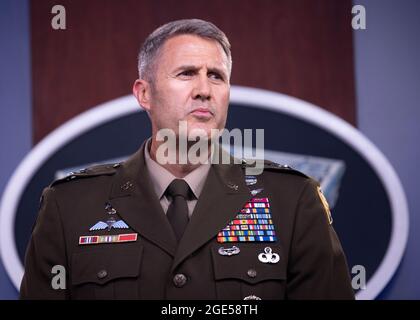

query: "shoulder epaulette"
left=49, top=162, right=121, bottom=187
left=241, top=159, right=309, bottom=179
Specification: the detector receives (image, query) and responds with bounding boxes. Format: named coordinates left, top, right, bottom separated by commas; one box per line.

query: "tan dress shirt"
left=144, top=139, right=211, bottom=218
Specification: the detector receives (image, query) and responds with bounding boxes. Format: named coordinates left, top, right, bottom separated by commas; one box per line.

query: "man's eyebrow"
left=207, top=67, right=227, bottom=78
left=173, top=65, right=227, bottom=78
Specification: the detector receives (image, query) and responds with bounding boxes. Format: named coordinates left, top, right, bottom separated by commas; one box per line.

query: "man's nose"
left=192, top=75, right=211, bottom=101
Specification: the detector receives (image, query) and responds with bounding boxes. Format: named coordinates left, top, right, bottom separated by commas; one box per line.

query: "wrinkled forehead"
left=158, top=34, right=230, bottom=71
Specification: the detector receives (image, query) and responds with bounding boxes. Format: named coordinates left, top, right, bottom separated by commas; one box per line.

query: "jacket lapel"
left=171, top=158, right=251, bottom=272
left=108, top=142, right=177, bottom=257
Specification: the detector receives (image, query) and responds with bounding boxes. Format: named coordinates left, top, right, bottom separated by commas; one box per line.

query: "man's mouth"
left=190, top=107, right=214, bottom=119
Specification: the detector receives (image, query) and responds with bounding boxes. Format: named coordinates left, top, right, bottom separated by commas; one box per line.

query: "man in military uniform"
left=20, top=19, right=355, bottom=300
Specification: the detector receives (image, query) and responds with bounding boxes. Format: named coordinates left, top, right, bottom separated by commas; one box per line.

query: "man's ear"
left=133, top=79, right=152, bottom=112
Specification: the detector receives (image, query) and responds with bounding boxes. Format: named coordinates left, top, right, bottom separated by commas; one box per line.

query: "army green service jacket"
left=20, top=142, right=355, bottom=300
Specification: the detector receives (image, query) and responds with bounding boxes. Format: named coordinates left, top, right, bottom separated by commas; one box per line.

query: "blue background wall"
left=0, top=0, right=31, bottom=299
left=354, top=0, right=420, bottom=299
left=0, top=0, right=419, bottom=299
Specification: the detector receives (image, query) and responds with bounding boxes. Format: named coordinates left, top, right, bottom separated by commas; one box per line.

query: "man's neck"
left=149, top=137, right=210, bottom=178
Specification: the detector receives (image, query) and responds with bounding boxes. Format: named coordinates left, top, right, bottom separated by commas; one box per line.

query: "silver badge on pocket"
left=218, top=246, right=240, bottom=256
left=258, top=247, right=280, bottom=264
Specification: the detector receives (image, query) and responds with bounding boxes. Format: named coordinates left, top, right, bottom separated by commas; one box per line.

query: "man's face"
left=145, top=34, right=230, bottom=139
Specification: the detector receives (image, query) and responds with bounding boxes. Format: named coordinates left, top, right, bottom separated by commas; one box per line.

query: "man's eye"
left=178, top=70, right=195, bottom=77
left=208, top=72, right=223, bottom=81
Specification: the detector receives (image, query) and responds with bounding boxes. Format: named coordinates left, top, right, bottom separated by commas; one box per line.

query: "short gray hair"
left=138, top=19, right=232, bottom=82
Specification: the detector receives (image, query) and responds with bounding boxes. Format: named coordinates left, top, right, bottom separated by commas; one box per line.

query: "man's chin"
left=186, top=121, right=219, bottom=137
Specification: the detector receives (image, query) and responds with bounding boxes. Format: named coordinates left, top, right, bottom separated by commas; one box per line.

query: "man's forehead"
left=160, top=34, right=228, bottom=65
left=163, top=34, right=221, bottom=49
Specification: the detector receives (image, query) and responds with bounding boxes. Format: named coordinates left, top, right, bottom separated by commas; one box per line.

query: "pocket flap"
left=71, top=245, right=143, bottom=286
left=211, top=243, right=286, bottom=284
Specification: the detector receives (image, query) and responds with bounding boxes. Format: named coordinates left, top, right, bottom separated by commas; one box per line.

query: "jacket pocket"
left=211, top=243, right=286, bottom=300
left=71, top=244, right=143, bottom=299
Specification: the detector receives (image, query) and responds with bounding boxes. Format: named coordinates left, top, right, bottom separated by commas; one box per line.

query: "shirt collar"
left=144, top=138, right=211, bottom=200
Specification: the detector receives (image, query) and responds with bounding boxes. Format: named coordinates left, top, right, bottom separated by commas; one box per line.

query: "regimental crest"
left=245, top=175, right=258, bottom=186
left=89, top=216, right=129, bottom=231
